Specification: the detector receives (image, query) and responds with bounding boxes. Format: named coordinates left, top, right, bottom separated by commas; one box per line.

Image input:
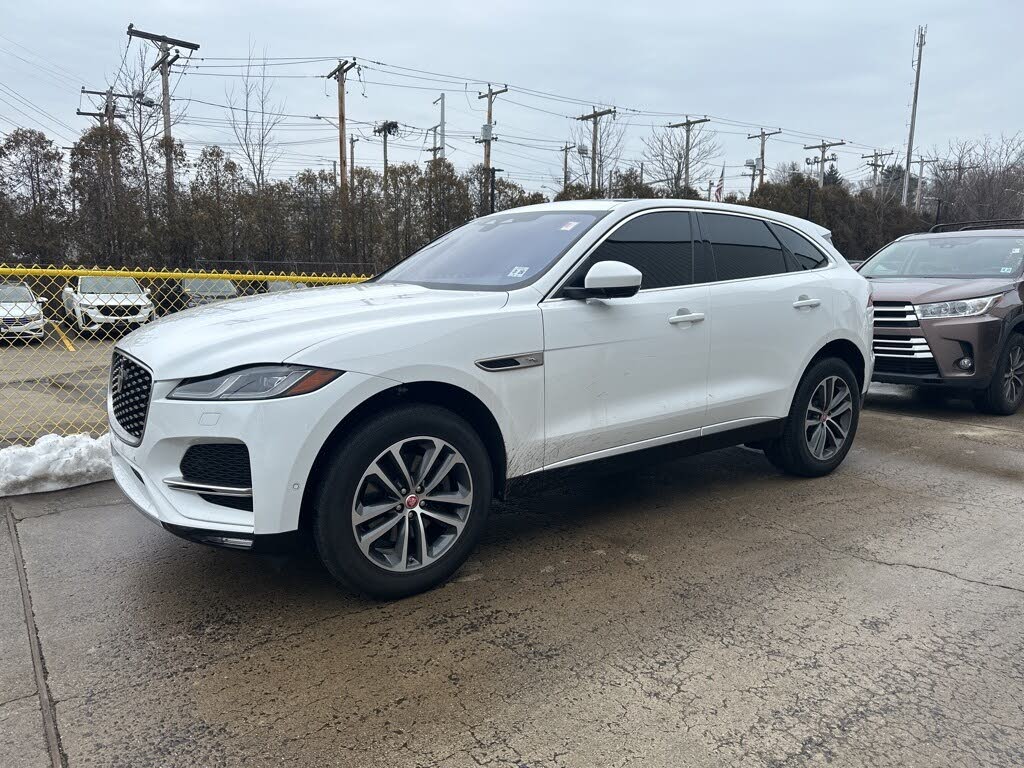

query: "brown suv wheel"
left=975, top=333, right=1024, bottom=415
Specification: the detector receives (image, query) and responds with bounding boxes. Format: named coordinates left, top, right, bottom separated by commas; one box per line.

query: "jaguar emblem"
left=110, top=364, right=125, bottom=396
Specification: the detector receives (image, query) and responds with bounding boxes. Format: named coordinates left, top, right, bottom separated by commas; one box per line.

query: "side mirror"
left=563, top=260, right=642, bottom=300
left=38, top=297, right=48, bottom=304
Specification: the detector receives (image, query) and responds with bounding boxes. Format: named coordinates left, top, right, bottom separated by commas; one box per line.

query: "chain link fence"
left=0, top=265, right=368, bottom=447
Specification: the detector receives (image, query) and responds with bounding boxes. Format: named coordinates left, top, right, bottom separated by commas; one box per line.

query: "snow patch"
left=0, top=434, right=112, bottom=497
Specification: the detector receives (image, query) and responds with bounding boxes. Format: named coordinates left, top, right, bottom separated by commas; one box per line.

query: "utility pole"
left=861, top=149, right=895, bottom=199
left=433, top=93, right=446, bottom=161
left=576, top=106, right=616, bottom=196
left=747, top=128, right=782, bottom=188
left=426, top=125, right=442, bottom=160
left=560, top=143, right=572, bottom=192
left=667, top=116, right=711, bottom=192
left=349, top=135, right=358, bottom=195
left=324, top=59, right=356, bottom=205
left=374, top=120, right=399, bottom=197
left=489, top=168, right=504, bottom=214
left=803, top=139, right=846, bottom=187
left=608, top=168, right=614, bottom=198
left=744, top=169, right=756, bottom=199
left=913, top=156, right=938, bottom=213
left=127, top=24, right=200, bottom=220
left=707, top=179, right=713, bottom=201
left=476, top=84, right=508, bottom=170
left=902, top=25, right=927, bottom=206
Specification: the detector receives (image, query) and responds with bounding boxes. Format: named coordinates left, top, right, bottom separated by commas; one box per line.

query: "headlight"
left=168, top=365, right=342, bottom=401
left=915, top=294, right=1002, bottom=319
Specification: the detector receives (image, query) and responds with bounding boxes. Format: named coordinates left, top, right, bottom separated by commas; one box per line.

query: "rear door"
left=541, top=210, right=710, bottom=467
left=698, top=212, right=835, bottom=427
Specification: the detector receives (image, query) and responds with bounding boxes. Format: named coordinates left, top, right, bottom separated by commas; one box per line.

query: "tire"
left=765, top=357, right=861, bottom=477
left=974, top=333, right=1024, bottom=415
left=313, top=404, right=493, bottom=600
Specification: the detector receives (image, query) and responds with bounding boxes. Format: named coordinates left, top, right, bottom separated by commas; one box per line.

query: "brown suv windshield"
left=861, top=235, right=1024, bottom=279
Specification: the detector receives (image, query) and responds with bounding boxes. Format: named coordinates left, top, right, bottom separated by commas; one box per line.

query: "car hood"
left=0, top=301, right=41, bottom=315
left=867, top=277, right=1016, bottom=304
left=118, top=281, right=509, bottom=379
left=79, top=293, right=151, bottom=306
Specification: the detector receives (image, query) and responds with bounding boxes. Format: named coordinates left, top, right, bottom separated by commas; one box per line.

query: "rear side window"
left=702, top=213, right=788, bottom=280
left=771, top=224, right=829, bottom=270
left=566, top=211, right=694, bottom=290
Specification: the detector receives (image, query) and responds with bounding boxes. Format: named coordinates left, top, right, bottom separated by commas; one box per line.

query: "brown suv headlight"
left=914, top=294, right=1002, bottom=319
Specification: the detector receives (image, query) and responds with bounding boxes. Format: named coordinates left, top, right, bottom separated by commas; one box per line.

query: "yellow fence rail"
left=0, top=265, right=369, bottom=447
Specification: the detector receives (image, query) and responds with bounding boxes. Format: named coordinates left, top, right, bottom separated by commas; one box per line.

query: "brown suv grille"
left=873, top=301, right=920, bottom=328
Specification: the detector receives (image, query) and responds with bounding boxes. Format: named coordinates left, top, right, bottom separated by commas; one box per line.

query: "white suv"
left=108, top=200, right=873, bottom=598
left=63, top=275, right=155, bottom=333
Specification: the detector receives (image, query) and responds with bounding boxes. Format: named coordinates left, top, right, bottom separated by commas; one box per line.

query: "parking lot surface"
left=2, top=386, right=1023, bottom=767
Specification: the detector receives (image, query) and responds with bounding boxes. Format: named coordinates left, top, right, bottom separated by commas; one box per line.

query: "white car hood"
left=118, top=281, right=509, bottom=379
left=78, top=293, right=151, bottom=306
left=0, top=301, right=41, bottom=316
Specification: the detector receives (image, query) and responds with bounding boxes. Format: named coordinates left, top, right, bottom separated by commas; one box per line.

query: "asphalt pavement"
left=2, top=385, right=1023, bottom=767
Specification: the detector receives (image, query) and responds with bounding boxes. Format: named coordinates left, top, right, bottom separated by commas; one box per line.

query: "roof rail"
left=929, top=219, right=1024, bottom=233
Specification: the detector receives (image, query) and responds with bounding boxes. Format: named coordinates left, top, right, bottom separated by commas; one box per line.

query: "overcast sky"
left=3, top=0, right=1022, bottom=196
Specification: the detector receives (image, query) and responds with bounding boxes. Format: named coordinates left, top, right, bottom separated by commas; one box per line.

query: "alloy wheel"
left=804, top=375, right=853, bottom=461
left=1003, top=345, right=1024, bottom=404
left=351, top=436, right=473, bottom=573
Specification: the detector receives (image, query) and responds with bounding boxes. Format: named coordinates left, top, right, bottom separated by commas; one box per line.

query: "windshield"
left=860, top=235, right=1024, bottom=279
left=378, top=211, right=606, bottom=290
left=182, top=278, right=235, bottom=295
left=0, top=284, right=33, bottom=302
left=79, top=276, right=143, bottom=294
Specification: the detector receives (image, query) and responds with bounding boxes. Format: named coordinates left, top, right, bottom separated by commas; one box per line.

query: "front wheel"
left=765, top=358, right=861, bottom=477
left=974, top=333, right=1024, bottom=415
left=313, top=404, right=492, bottom=599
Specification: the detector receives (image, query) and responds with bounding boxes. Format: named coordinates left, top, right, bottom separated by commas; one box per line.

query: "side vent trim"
left=475, top=352, right=545, bottom=372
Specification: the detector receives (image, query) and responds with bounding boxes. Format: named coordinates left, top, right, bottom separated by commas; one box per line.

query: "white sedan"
left=0, top=281, right=47, bottom=341
left=109, top=200, right=873, bottom=598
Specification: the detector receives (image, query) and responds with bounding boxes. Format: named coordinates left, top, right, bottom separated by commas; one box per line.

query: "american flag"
left=713, top=165, right=725, bottom=202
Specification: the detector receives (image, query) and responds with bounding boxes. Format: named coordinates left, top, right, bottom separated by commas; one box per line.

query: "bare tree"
left=642, top=124, right=720, bottom=196
left=769, top=161, right=806, bottom=185
left=115, top=48, right=163, bottom=224
left=569, top=114, right=627, bottom=194
left=931, top=134, right=1024, bottom=220
left=225, top=47, right=284, bottom=190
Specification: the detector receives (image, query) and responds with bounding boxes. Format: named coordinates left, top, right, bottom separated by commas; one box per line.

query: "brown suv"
left=858, top=221, right=1024, bottom=414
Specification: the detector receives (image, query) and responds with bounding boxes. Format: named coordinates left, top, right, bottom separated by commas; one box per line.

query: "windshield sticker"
left=1002, top=267, right=1014, bottom=273
left=560, top=221, right=580, bottom=231
left=507, top=266, right=530, bottom=278
left=1012, top=248, right=1021, bottom=254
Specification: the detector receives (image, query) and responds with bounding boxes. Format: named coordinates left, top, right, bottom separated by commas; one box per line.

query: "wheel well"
left=809, top=339, right=866, bottom=391
left=298, top=381, right=508, bottom=534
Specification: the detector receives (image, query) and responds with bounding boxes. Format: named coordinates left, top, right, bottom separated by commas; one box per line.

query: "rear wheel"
left=765, top=358, right=861, bottom=477
left=974, top=333, right=1024, bottom=415
left=313, top=404, right=492, bottom=599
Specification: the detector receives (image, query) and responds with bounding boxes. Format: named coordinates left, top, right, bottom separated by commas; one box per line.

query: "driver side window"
left=563, top=211, right=695, bottom=291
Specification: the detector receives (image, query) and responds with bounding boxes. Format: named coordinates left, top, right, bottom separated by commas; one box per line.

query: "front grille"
left=873, top=335, right=934, bottom=359
left=874, top=301, right=920, bottom=328
left=181, top=443, right=252, bottom=489
left=181, top=443, right=253, bottom=512
left=110, top=351, right=152, bottom=442
left=874, top=356, right=940, bottom=376
left=1, top=316, right=31, bottom=326
left=98, top=304, right=141, bottom=317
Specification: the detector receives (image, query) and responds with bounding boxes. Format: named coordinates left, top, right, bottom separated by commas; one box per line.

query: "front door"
left=541, top=210, right=710, bottom=468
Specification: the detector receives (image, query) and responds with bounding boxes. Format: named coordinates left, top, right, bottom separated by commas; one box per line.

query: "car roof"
left=900, top=229, right=1024, bottom=241
left=497, top=198, right=833, bottom=240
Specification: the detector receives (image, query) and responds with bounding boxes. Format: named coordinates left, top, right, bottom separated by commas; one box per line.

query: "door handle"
left=669, top=311, right=705, bottom=325
left=792, top=296, right=821, bottom=309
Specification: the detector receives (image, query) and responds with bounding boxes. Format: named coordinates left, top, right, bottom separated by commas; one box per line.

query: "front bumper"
left=0, top=318, right=45, bottom=337
left=81, top=307, right=153, bottom=329
left=108, top=368, right=397, bottom=537
left=871, top=315, right=1002, bottom=389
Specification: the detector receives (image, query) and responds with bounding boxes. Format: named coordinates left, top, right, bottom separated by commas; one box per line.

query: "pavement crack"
left=766, top=519, right=1024, bottom=597
left=0, top=692, right=38, bottom=709
left=5, top=510, right=67, bottom=768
